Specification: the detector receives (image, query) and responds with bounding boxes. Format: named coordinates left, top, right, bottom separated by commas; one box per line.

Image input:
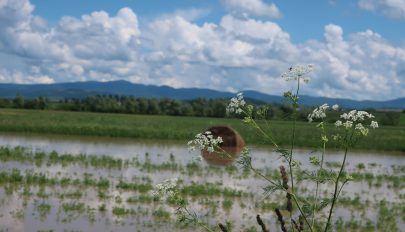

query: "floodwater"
left=0, top=133, right=404, bottom=231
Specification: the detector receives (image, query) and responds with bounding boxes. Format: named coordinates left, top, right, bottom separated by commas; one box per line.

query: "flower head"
left=187, top=131, right=223, bottom=152
left=334, top=120, right=342, bottom=127
left=226, top=92, right=245, bottom=115
left=308, top=103, right=329, bottom=122
left=334, top=110, right=377, bottom=136
left=370, top=121, right=378, bottom=129
left=153, top=178, right=179, bottom=198
left=282, top=64, right=314, bottom=83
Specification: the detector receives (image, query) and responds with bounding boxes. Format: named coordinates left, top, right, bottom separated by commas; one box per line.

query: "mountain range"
left=0, top=80, right=403, bottom=109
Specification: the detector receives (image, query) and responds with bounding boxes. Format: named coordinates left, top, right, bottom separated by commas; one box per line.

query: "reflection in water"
left=0, top=132, right=403, bottom=170
left=202, top=146, right=243, bottom=166
left=0, top=133, right=403, bottom=231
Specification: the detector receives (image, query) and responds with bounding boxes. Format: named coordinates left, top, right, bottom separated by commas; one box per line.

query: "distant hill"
left=0, top=80, right=403, bottom=109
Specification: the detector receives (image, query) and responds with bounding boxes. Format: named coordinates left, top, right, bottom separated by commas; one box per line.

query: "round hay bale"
left=201, top=126, right=245, bottom=166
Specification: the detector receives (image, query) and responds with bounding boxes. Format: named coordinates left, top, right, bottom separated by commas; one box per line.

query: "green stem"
left=250, top=166, right=314, bottom=232
left=336, top=180, right=349, bottom=200
left=289, top=77, right=300, bottom=194
left=183, top=207, right=215, bottom=232
left=311, top=126, right=327, bottom=228
left=291, top=194, right=315, bottom=232
left=241, top=109, right=279, bottom=148
left=250, top=165, right=281, bottom=187
left=251, top=117, right=279, bottom=148
left=324, top=130, right=353, bottom=232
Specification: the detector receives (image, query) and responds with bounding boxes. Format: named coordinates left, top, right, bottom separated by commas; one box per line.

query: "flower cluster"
left=340, top=110, right=374, bottom=122
left=282, top=64, right=314, bottom=83
left=307, top=104, right=329, bottom=122
left=153, top=178, right=179, bottom=198
left=370, top=121, right=378, bottom=129
left=334, top=110, right=378, bottom=135
left=307, top=103, right=339, bottom=122
left=187, top=131, right=223, bottom=152
left=226, top=92, right=245, bottom=115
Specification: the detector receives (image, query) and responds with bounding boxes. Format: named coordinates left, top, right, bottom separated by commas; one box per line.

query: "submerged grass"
left=0, top=109, right=404, bottom=151
left=0, top=149, right=402, bottom=231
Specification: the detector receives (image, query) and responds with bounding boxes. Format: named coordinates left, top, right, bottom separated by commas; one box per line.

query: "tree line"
left=0, top=95, right=402, bottom=125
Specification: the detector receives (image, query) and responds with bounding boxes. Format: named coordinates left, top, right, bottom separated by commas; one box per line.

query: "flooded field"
left=0, top=133, right=404, bottom=232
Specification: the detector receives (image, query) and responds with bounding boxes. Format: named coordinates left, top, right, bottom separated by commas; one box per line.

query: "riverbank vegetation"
left=0, top=108, right=404, bottom=151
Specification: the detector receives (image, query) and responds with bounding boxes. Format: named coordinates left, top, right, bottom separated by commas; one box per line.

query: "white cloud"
left=358, top=0, right=405, bottom=19
left=300, top=24, right=405, bottom=99
left=0, top=0, right=143, bottom=83
left=146, top=16, right=405, bottom=100
left=222, top=0, right=281, bottom=18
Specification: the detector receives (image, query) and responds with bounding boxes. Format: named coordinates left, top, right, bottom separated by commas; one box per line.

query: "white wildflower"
left=340, top=113, right=348, bottom=120
left=343, top=120, right=353, bottom=129
left=370, top=121, right=378, bottom=129
left=187, top=131, right=223, bottom=152
left=332, top=104, right=339, bottom=111
left=308, top=103, right=329, bottom=122
left=227, top=92, right=245, bottom=115
left=355, top=123, right=369, bottom=136
left=282, top=64, right=314, bottom=83
left=153, top=178, right=179, bottom=197
left=337, top=110, right=377, bottom=134
left=340, top=110, right=374, bottom=122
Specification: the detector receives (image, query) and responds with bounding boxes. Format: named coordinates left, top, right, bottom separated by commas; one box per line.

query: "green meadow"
left=0, top=108, right=404, bottom=151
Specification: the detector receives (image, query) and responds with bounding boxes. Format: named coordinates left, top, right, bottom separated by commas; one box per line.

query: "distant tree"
left=147, top=99, right=160, bottom=115
left=0, top=98, right=12, bottom=108
left=211, top=99, right=227, bottom=118
left=38, top=96, right=48, bottom=110
left=13, top=95, right=25, bottom=108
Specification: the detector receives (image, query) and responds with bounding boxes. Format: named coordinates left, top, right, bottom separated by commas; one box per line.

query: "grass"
left=0, top=109, right=404, bottom=151
left=399, top=114, right=405, bottom=126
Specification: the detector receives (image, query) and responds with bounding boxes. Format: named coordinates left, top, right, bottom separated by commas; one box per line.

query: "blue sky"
left=30, top=0, right=405, bottom=44
left=1, top=0, right=405, bottom=100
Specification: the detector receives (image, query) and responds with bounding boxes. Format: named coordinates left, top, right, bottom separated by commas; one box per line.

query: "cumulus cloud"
left=221, top=0, right=281, bottom=18
left=145, top=15, right=405, bottom=100
left=0, top=0, right=143, bottom=83
left=358, top=0, right=405, bottom=19
left=0, top=0, right=404, bottom=100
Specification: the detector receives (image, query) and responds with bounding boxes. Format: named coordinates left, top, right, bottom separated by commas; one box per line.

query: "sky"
left=0, top=0, right=404, bottom=100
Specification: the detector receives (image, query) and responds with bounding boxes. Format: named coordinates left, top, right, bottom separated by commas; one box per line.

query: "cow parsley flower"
left=340, top=110, right=374, bottom=122
left=335, top=110, right=377, bottom=135
left=332, top=104, right=339, bottom=111
left=187, top=131, right=223, bottom=152
left=355, top=123, right=369, bottom=136
left=370, top=121, right=378, bottom=129
left=282, top=64, right=314, bottom=83
left=308, top=103, right=329, bottom=122
left=153, top=178, right=179, bottom=198
left=335, top=120, right=343, bottom=127
left=226, top=92, right=245, bottom=115
left=343, top=120, right=353, bottom=129
left=153, top=178, right=186, bottom=207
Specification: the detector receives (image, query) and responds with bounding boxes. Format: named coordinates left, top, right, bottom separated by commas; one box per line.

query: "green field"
left=0, top=108, right=404, bottom=151
left=400, top=114, right=405, bottom=126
